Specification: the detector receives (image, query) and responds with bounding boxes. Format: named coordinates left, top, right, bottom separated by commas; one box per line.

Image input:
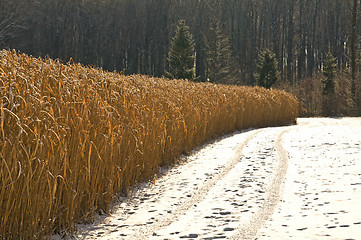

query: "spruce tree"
left=321, top=51, right=337, bottom=116
left=205, top=20, right=234, bottom=84
left=322, top=51, right=336, bottom=95
left=166, top=20, right=196, bottom=81
left=254, top=49, right=280, bottom=89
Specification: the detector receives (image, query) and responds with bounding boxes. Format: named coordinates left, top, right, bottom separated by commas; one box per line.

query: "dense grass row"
left=0, top=50, right=298, bottom=239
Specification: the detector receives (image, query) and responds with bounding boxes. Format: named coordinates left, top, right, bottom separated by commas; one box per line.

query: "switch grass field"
left=0, top=50, right=298, bottom=239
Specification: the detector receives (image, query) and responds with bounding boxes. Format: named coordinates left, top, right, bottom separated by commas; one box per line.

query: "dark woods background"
left=1, top=0, right=360, bottom=115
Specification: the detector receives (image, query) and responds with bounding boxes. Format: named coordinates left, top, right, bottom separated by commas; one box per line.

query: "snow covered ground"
left=54, top=118, right=361, bottom=240
left=256, top=118, right=361, bottom=240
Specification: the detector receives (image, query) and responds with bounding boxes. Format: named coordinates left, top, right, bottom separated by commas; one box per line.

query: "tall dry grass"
left=0, top=49, right=298, bottom=239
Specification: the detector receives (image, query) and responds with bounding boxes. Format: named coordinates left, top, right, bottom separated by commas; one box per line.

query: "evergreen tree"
left=322, top=51, right=336, bottom=95
left=321, top=51, right=337, bottom=116
left=205, top=20, right=235, bottom=84
left=254, top=49, right=280, bottom=89
left=166, top=20, right=196, bottom=81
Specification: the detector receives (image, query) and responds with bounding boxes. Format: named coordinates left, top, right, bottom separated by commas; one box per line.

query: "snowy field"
left=54, top=118, right=361, bottom=240
left=256, top=118, right=361, bottom=240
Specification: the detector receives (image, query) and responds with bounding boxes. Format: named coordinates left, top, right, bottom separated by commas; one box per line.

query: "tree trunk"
left=350, top=0, right=358, bottom=113
left=351, top=0, right=358, bottom=81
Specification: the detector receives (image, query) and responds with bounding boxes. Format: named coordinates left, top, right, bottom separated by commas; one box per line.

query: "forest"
left=1, top=0, right=360, bottom=115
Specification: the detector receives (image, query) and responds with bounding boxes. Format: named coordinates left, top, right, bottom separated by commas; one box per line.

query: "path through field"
left=59, top=118, right=361, bottom=240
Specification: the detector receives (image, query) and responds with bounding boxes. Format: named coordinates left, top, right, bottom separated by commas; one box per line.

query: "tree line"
left=1, top=0, right=360, bottom=86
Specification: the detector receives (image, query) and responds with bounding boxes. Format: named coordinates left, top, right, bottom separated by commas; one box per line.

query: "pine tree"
left=322, top=51, right=336, bottom=95
left=205, top=20, right=235, bottom=84
left=254, top=49, right=280, bottom=89
left=166, top=20, right=196, bottom=81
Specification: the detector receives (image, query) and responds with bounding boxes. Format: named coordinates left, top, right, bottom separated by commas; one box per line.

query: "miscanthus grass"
left=0, top=50, right=298, bottom=239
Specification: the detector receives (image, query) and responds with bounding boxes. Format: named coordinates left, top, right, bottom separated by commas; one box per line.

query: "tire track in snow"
left=230, top=127, right=293, bottom=240
left=133, top=129, right=263, bottom=239
left=256, top=118, right=361, bottom=239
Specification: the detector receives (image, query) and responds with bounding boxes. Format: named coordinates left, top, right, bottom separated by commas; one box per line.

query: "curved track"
left=65, top=118, right=361, bottom=240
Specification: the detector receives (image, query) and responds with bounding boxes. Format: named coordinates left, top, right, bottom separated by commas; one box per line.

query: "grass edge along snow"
left=0, top=49, right=298, bottom=239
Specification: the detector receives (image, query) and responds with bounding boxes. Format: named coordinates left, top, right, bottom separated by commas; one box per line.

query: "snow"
left=53, top=118, right=361, bottom=240
left=256, top=118, right=361, bottom=240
